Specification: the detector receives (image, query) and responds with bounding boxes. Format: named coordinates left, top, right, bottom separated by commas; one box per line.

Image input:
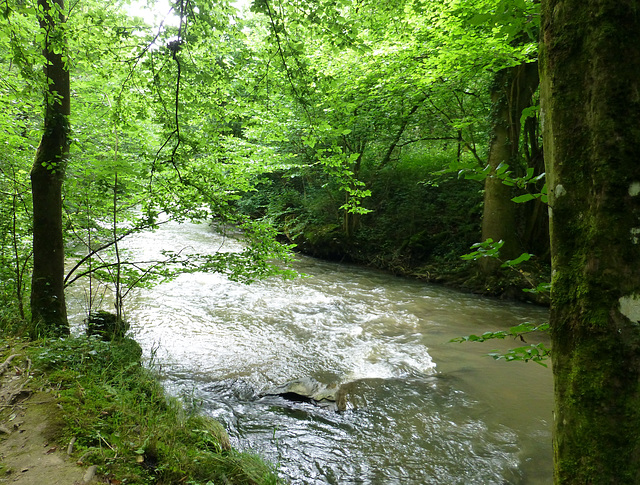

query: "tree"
left=30, top=0, right=70, bottom=335
left=447, top=0, right=545, bottom=276
left=540, top=0, right=640, bottom=482
left=254, top=0, right=552, bottom=277
left=0, top=0, right=298, bottom=336
left=480, top=61, right=539, bottom=273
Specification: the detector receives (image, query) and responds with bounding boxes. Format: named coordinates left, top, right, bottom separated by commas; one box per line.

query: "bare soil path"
left=0, top=345, right=100, bottom=484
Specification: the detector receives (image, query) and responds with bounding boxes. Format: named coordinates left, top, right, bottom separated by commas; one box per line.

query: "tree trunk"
left=540, top=0, right=640, bottom=482
left=481, top=62, right=539, bottom=273
left=30, top=0, right=69, bottom=336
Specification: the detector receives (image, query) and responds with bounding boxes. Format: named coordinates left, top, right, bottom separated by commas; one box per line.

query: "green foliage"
left=0, top=167, right=32, bottom=324
left=239, top=146, right=483, bottom=270
left=454, top=162, right=547, bottom=200
left=522, top=281, right=551, bottom=295
left=460, top=240, right=532, bottom=269
left=0, top=0, right=548, bottom=320
left=457, top=235, right=551, bottom=363
left=0, top=0, right=554, bottom=481
left=451, top=322, right=551, bottom=366
left=233, top=0, right=545, bottom=284
left=501, top=252, right=533, bottom=268
left=32, top=335, right=142, bottom=377
left=0, top=6, right=39, bottom=324
left=487, top=342, right=550, bottom=365
left=354, top=158, right=482, bottom=266
left=461, top=238, right=505, bottom=261
left=462, top=238, right=546, bottom=295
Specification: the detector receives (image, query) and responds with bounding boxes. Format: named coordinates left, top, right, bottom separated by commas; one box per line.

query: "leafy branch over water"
left=451, top=322, right=551, bottom=366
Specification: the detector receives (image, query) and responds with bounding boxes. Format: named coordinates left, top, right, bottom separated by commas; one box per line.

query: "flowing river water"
left=68, top=220, right=553, bottom=484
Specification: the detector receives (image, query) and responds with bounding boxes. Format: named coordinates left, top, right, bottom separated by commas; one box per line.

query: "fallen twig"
left=67, top=436, right=77, bottom=455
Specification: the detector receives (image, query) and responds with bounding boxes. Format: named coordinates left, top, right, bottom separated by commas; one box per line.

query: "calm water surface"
left=68, top=221, right=553, bottom=484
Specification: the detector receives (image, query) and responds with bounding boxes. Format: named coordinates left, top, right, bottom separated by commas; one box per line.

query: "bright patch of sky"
left=125, top=0, right=253, bottom=27
left=124, top=0, right=180, bottom=27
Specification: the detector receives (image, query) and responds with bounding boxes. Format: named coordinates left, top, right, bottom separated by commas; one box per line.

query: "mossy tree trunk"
left=540, top=0, right=640, bottom=482
left=481, top=62, right=539, bottom=274
left=30, top=0, right=69, bottom=336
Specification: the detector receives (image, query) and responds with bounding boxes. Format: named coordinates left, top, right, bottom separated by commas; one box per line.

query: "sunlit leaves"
left=461, top=238, right=504, bottom=261
left=487, top=343, right=550, bottom=366
left=1, top=0, right=547, bottom=318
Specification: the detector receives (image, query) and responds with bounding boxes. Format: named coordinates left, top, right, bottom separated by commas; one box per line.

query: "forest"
left=1, top=0, right=640, bottom=483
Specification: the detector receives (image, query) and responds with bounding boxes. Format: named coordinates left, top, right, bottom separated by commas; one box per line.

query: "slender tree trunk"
left=378, top=100, right=424, bottom=169
left=30, top=0, right=69, bottom=335
left=540, top=0, right=640, bottom=482
left=481, top=62, right=539, bottom=273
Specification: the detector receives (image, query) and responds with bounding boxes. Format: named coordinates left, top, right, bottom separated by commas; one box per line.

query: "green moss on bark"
left=541, top=0, right=640, bottom=482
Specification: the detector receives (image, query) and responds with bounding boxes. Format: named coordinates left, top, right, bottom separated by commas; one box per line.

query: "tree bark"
left=481, top=62, right=539, bottom=273
left=540, top=0, right=640, bottom=482
left=30, top=0, right=69, bottom=335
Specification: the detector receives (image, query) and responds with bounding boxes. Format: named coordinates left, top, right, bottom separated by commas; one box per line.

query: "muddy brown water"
left=68, top=220, right=553, bottom=484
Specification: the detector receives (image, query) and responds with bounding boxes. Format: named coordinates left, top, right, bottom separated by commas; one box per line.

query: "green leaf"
left=511, top=193, right=538, bottom=203
left=520, top=105, right=539, bottom=126
left=501, top=252, right=533, bottom=268
left=461, top=239, right=504, bottom=261
left=495, top=162, right=509, bottom=175
left=540, top=184, right=549, bottom=204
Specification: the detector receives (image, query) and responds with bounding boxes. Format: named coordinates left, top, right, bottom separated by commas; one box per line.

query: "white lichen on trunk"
left=619, top=295, right=640, bottom=324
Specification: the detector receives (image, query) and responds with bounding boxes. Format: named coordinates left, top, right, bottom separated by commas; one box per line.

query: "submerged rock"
left=261, top=377, right=367, bottom=411
left=262, top=377, right=337, bottom=405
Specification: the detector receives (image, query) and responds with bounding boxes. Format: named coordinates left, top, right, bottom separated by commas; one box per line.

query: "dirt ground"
left=0, top=348, right=101, bottom=484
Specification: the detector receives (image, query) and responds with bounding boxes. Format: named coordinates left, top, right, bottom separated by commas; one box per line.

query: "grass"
left=8, top=334, right=281, bottom=485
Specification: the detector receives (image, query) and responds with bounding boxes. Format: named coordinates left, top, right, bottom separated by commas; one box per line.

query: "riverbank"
left=0, top=336, right=280, bottom=485
left=238, top=169, right=551, bottom=305
left=287, top=239, right=551, bottom=305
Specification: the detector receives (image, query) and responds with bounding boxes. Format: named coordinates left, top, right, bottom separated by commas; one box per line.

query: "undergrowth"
left=23, top=335, right=280, bottom=485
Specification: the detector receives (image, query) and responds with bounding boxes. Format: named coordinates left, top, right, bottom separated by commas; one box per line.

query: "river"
left=67, top=220, right=553, bottom=484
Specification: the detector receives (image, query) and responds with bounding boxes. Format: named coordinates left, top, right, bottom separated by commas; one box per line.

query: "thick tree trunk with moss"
left=540, top=0, right=640, bottom=482
left=30, top=0, right=69, bottom=335
left=481, top=62, right=539, bottom=273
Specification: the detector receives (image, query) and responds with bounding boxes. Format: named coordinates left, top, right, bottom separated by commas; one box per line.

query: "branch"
left=263, top=0, right=313, bottom=123
left=427, top=97, right=484, bottom=165
left=64, top=258, right=176, bottom=287
left=168, top=0, right=184, bottom=175
left=378, top=99, right=426, bottom=168
left=64, top=217, right=173, bottom=286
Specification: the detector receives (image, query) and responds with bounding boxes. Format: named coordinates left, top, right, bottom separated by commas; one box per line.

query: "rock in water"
left=261, top=377, right=370, bottom=411
left=262, top=377, right=339, bottom=408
